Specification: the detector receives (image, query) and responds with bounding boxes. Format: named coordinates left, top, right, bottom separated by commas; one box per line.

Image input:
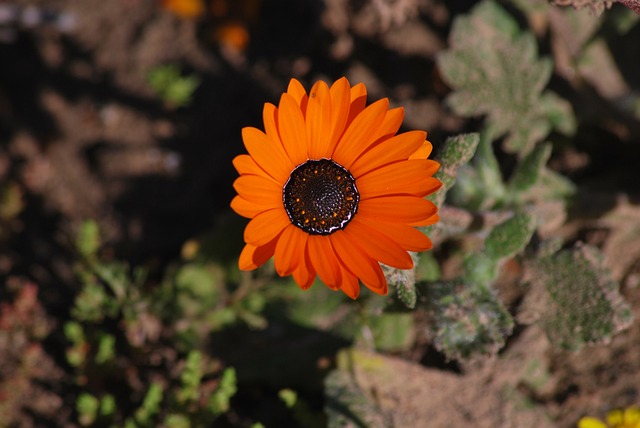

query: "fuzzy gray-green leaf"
left=384, top=257, right=418, bottom=308
left=527, top=244, right=633, bottom=350
left=508, top=143, right=552, bottom=194
left=485, top=211, right=536, bottom=261
left=425, top=280, right=514, bottom=361
left=449, top=131, right=505, bottom=210
left=438, top=0, right=574, bottom=155
left=430, top=133, right=480, bottom=208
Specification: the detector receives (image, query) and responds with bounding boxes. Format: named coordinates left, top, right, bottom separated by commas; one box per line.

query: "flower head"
left=579, top=407, right=640, bottom=428
left=231, top=77, right=441, bottom=298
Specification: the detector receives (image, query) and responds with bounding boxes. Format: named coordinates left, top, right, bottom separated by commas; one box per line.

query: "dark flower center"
left=283, top=159, right=359, bottom=235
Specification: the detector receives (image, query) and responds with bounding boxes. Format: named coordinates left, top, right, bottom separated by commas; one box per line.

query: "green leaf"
left=0, top=182, right=24, bottom=221
left=64, top=321, right=88, bottom=367
left=163, top=414, right=190, bottom=428
left=526, top=168, right=576, bottom=201
left=77, top=393, right=100, bottom=426
left=178, top=351, right=202, bottom=404
left=76, top=219, right=100, bottom=259
left=71, top=281, right=113, bottom=322
left=525, top=244, right=633, bottom=350
left=430, top=133, right=480, bottom=208
left=438, top=0, right=574, bottom=155
left=64, top=321, right=85, bottom=343
left=415, top=252, right=441, bottom=282
left=438, top=133, right=481, bottom=173
left=279, top=389, right=298, bottom=408
left=100, top=394, right=116, bottom=417
left=384, top=255, right=417, bottom=309
left=175, top=262, right=224, bottom=308
left=134, top=382, right=163, bottom=425
left=95, top=333, right=116, bottom=365
left=424, top=280, right=514, bottom=361
left=208, top=367, right=237, bottom=416
left=449, top=131, right=505, bottom=210
left=484, top=211, right=536, bottom=260
left=147, top=65, right=200, bottom=108
left=462, top=252, right=498, bottom=285
left=369, top=313, right=416, bottom=352
left=538, top=92, right=576, bottom=136
left=508, top=143, right=552, bottom=194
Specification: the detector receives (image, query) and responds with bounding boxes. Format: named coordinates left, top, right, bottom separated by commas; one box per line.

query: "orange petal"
left=357, top=217, right=433, bottom=252
left=274, top=225, right=308, bottom=276
left=410, top=213, right=440, bottom=227
left=349, top=107, right=404, bottom=165
left=242, top=127, right=294, bottom=183
left=336, top=260, right=360, bottom=299
left=328, top=77, right=351, bottom=153
left=332, top=98, right=388, bottom=168
left=344, top=218, right=413, bottom=269
left=244, top=208, right=290, bottom=246
left=232, top=154, right=265, bottom=177
left=358, top=196, right=438, bottom=224
left=306, top=80, right=333, bottom=159
left=357, top=160, right=443, bottom=199
left=292, top=247, right=316, bottom=290
left=287, top=78, right=308, bottom=108
left=233, top=174, right=282, bottom=206
left=350, top=131, right=426, bottom=177
left=278, top=93, right=308, bottom=165
left=307, top=235, right=341, bottom=290
left=230, top=195, right=277, bottom=219
left=409, top=140, right=433, bottom=160
left=238, top=239, right=278, bottom=271
left=330, top=231, right=387, bottom=294
left=371, top=107, right=404, bottom=142
left=347, top=82, right=367, bottom=127
left=263, top=102, right=295, bottom=164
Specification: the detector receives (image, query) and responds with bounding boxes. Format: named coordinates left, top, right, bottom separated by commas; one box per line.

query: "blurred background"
left=1, top=0, right=640, bottom=427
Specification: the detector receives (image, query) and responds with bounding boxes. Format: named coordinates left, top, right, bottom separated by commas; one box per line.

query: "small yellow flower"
left=579, top=417, right=608, bottom=428
left=579, top=407, right=640, bottom=428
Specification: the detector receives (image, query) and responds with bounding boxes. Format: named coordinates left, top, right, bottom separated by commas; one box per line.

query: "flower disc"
left=283, top=159, right=358, bottom=235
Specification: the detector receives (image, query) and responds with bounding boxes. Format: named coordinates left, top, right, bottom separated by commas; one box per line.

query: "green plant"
left=521, top=243, right=633, bottom=351
left=66, top=221, right=245, bottom=426
left=147, top=64, right=200, bottom=108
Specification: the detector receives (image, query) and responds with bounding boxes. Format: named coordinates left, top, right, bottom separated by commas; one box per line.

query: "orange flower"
left=161, top=0, right=205, bottom=19
left=231, top=77, right=441, bottom=299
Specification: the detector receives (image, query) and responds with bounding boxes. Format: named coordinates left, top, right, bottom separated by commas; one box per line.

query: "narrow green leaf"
left=484, top=211, right=536, bottom=260
left=508, top=143, right=552, bottom=194
left=178, top=350, right=202, bottom=404
left=430, top=133, right=480, bottom=208
left=76, top=219, right=100, bottom=259
left=134, top=382, right=163, bottom=425
left=95, top=333, right=116, bottom=365
left=449, top=130, right=505, bottom=210
left=208, top=367, right=237, bottom=415
left=538, top=92, right=577, bottom=136
left=384, top=258, right=417, bottom=309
